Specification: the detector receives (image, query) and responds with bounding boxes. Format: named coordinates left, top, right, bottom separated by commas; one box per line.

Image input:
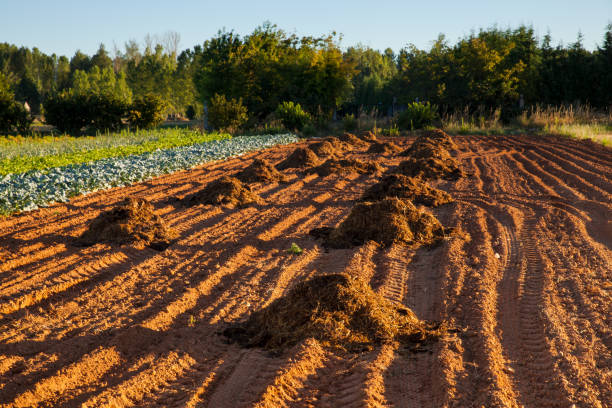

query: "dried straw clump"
left=235, top=158, right=288, bottom=183
left=367, top=141, right=401, bottom=155
left=307, top=158, right=382, bottom=177
left=311, top=197, right=447, bottom=248
left=183, top=176, right=262, bottom=208
left=77, top=198, right=177, bottom=250
left=276, top=148, right=322, bottom=170
left=361, top=174, right=453, bottom=207
left=223, top=273, right=443, bottom=351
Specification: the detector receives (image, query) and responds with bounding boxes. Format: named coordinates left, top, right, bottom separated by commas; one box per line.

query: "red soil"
left=0, top=134, right=610, bottom=407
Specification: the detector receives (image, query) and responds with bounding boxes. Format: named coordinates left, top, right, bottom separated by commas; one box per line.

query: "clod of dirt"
left=308, top=141, right=337, bottom=158
left=358, top=130, right=377, bottom=143
left=276, top=148, right=322, bottom=170
left=311, top=197, right=447, bottom=248
left=223, top=273, right=444, bottom=351
left=235, top=158, right=288, bottom=183
left=338, top=133, right=368, bottom=147
left=361, top=174, right=453, bottom=207
left=396, top=157, right=463, bottom=180
left=183, top=176, right=263, bottom=208
left=307, top=158, right=382, bottom=177
left=76, top=198, right=177, bottom=250
left=367, top=141, right=401, bottom=155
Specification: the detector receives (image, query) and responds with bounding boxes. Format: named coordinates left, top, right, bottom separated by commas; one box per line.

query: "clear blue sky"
left=2, top=0, right=610, bottom=57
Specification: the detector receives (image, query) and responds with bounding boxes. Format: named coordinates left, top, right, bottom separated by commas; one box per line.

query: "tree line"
left=1, top=23, right=611, bottom=133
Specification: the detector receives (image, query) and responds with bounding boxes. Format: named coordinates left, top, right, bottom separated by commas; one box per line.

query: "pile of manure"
left=76, top=198, right=177, bottom=250
left=223, top=273, right=443, bottom=351
left=367, top=141, right=401, bottom=155
left=308, top=140, right=338, bottom=158
left=183, top=176, right=262, bottom=208
left=235, top=158, right=288, bottom=183
left=357, top=130, right=377, bottom=143
left=307, top=158, right=382, bottom=177
left=338, top=132, right=369, bottom=147
left=396, top=156, right=463, bottom=180
left=310, top=197, right=447, bottom=248
left=399, top=129, right=456, bottom=157
left=361, top=174, right=453, bottom=207
left=395, top=128, right=462, bottom=180
left=276, top=147, right=321, bottom=170
left=323, top=136, right=348, bottom=151
left=422, top=128, right=456, bottom=150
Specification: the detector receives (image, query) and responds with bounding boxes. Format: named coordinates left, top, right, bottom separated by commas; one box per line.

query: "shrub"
left=207, top=94, right=248, bottom=131
left=44, top=92, right=126, bottom=134
left=0, top=95, right=32, bottom=134
left=0, top=75, right=32, bottom=134
left=397, top=102, right=438, bottom=130
left=301, top=123, right=317, bottom=136
left=343, top=113, right=358, bottom=132
left=128, top=93, right=167, bottom=129
left=186, top=105, right=196, bottom=120
left=275, top=101, right=311, bottom=131
left=44, top=93, right=91, bottom=134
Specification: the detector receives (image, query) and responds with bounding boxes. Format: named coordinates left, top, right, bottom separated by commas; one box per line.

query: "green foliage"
left=381, top=124, right=400, bottom=136
left=44, top=67, right=132, bottom=134
left=288, top=242, right=303, bottom=254
left=186, top=105, right=196, bottom=120
left=193, top=23, right=354, bottom=120
left=344, top=46, right=397, bottom=111
left=397, top=102, right=438, bottom=130
left=207, top=93, right=248, bottom=131
left=128, top=93, right=168, bottom=129
left=0, top=128, right=230, bottom=175
left=301, top=123, right=317, bottom=136
left=0, top=73, right=32, bottom=134
left=44, top=92, right=127, bottom=134
left=343, top=113, right=358, bottom=131
left=275, top=101, right=311, bottom=131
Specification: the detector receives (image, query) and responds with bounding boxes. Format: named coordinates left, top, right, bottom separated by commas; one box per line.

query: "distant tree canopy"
left=0, top=23, right=611, bottom=132
left=192, top=23, right=355, bottom=120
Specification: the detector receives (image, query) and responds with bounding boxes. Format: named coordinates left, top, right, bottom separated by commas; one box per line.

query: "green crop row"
left=0, top=128, right=231, bottom=175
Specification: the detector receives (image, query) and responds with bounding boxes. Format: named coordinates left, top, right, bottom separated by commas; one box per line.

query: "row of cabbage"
left=0, top=133, right=299, bottom=214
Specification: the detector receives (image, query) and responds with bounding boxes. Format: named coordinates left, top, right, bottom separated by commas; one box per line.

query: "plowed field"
left=0, top=134, right=610, bottom=407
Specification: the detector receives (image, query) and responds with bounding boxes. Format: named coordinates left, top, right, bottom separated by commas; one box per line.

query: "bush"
left=275, top=101, right=311, bottom=131
left=44, top=92, right=126, bottom=134
left=186, top=105, right=196, bottom=120
left=44, top=93, right=91, bottom=134
left=0, top=94, right=32, bottom=134
left=397, top=102, right=438, bottom=130
left=128, top=93, right=167, bottom=129
left=343, top=113, right=358, bottom=132
left=207, top=94, right=248, bottom=131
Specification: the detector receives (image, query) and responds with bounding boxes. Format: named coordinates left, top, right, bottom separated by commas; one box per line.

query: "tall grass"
left=441, top=105, right=612, bottom=146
